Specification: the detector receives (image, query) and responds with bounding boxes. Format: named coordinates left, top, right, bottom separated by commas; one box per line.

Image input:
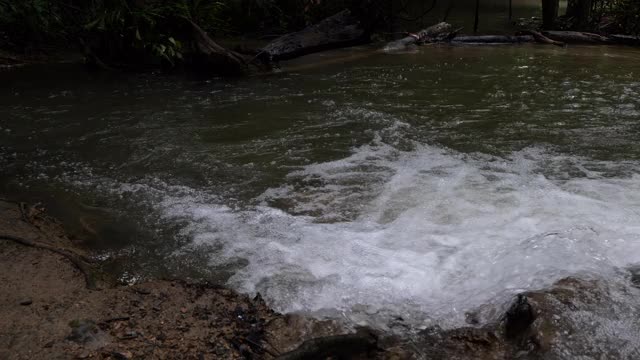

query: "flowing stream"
left=2, top=44, right=640, bottom=331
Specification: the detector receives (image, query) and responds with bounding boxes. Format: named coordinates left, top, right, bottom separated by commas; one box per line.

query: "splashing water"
left=3, top=46, right=640, bottom=330
left=153, top=138, right=640, bottom=327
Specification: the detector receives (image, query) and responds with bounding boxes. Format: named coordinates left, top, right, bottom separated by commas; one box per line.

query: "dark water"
left=2, top=44, right=640, bottom=339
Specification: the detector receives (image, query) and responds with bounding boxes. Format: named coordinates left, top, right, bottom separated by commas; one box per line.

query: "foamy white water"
left=4, top=48, right=640, bottom=340
left=152, top=136, right=640, bottom=328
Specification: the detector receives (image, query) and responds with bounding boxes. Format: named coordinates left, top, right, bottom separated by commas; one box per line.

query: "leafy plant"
left=0, top=0, right=65, bottom=49
left=610, top=0, right=640, bottom=35
left=176, top=0, right=228, bottom=33
left=84, top=0, right=186, bottom=64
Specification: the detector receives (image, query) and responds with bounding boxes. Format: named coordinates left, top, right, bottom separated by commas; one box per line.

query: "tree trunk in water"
left=443, top=0, right=455, bottom=22
left=566, top=0, right=578, bottom=16
left=566, top=0, right=592, bottom=29
left=541, top=0, right=559, bottom=29
left=474, top=0, right=480, bottom=33
left=509, top=0, right=513, bottom=21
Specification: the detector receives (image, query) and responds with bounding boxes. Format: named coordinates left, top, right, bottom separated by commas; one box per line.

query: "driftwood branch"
left=542, top=30, right=610, bottom=44
left=0, top=234, right=97, bottom=289
left=609, top=34, right=640, bottom=46
left=383, top=22, right=458, bottom=51
left=452, top=35, right=534, bottom=44
left=518, top=30, right=566, bottom=47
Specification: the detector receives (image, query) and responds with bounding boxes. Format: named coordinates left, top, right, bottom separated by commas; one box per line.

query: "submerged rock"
left=408, top=276, right=640, bottom=359
left=504, top=294, right=536, bottom=340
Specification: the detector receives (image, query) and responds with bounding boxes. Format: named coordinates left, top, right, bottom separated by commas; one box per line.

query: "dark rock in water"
left=504, top=294, right=536, bottom=340
left=275, top=329, right=379, bottom=360
left=627, top=265, right=640, bottom=287
left=416, top=325, right=504, bottom=360
left=407, top=276, right=640, bottom=359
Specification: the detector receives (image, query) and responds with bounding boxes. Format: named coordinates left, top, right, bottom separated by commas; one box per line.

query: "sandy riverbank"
left=0, top=199, right=401, bottom=359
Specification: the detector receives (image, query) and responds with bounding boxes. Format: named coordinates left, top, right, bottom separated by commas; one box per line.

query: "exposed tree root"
left=189, top=20, right=250, bottom=75
left=0, top=234, right=98, bottom=290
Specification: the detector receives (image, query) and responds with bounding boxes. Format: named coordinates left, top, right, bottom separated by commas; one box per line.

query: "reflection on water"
left=2, top=44, right=640, bottom=331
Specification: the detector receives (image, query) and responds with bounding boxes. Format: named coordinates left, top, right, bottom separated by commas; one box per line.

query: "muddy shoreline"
left=0, top=198, right=386, bottom=359
left=2, top=197, right=640, bottom=359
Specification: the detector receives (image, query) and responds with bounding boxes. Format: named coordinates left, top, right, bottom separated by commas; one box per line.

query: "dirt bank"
left=0, top=199, right=397, bottom=359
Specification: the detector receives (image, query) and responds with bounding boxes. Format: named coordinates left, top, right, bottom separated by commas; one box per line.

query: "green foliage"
left=84, top=0, right=183, bottom=64
left=568, top=0, right=640, bottom=34
left=610, top=0, right=640, bottom=35
left=0, top=0, right=371, bottom=65
left=176, top=0, right=228, bottom=33
left=0, top=0, right=65, bottom=49
left=218, top=0, right=356, bottom=34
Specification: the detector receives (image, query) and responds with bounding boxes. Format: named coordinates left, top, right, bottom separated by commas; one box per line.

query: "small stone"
left=67, top=320, right=104, bottom=345
left=180, top=307, right=188, bottom=314
left=238, top=344, right=251, bottom=357
left=77, top=351, right=90, bottom=359
left=134, top=288, right=151, bottom=295
left=120, top=331, right=138, bottom=340
left=19, top=298, right=33, bottom=306
left=111, top=350, right=133, bottom=360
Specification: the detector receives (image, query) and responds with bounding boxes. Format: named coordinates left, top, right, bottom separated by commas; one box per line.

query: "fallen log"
left=383, top=22, right=457, bottom=51
left=189, top=20, right=249, bottom=75
left=258, top=10, right=369, bottom=64
left=608, top=34, right=640, bottom=46
left=542, top=30, right=611, bottom=44
left=451, top=35, right=534, bottom=44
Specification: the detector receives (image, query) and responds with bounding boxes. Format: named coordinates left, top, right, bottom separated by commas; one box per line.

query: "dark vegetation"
left=547, top=0, right=640, bottom=34
left=0, top=0, right=377, bottom=68
left=0, top=0, right=639, bottom=70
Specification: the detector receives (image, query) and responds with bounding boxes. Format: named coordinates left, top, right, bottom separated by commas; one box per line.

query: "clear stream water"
left=2, top=44, right=640, bottom=331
